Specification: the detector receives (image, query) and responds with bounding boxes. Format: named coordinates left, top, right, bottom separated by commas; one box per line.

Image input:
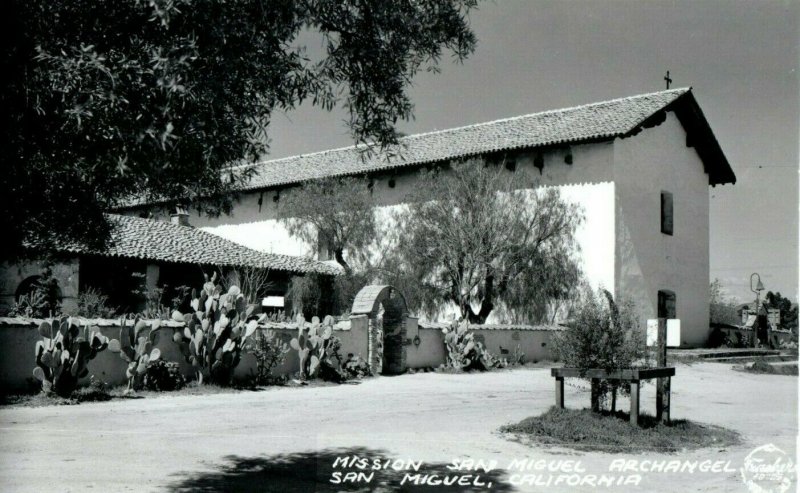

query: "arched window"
left=15, top=275, right=62, bottom=302
left=16, top=276, right=40, bottom=301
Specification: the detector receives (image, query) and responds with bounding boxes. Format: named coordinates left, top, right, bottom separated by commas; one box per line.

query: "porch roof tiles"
left=29, top=214, right=340, bottom=276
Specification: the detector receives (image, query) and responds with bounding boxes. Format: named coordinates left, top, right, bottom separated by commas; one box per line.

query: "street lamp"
left=750, top=273, right=765, bottom=347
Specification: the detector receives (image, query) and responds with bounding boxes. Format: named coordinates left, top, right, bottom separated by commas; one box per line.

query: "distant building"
left=120, top=88, right=735, bottom=346
left=736, top=302, right=781, bottom=328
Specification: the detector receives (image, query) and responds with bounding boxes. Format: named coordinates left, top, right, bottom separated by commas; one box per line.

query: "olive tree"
left=280, top=176, right=376, bottom=276
left=387, top=160, right=584, bottom=324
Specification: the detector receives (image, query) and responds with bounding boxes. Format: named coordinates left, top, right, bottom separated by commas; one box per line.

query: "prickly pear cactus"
left=32, top=317, right=118, bottom=397
left=107, top=316, right=162, bottom=391
left=171, top=273, right=258, bottom=386
left=289, top=314, right=339, bottom=379
left=442, top=319, right=506, bottom=371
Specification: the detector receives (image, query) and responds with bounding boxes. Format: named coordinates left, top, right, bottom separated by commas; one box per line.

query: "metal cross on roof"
left=664, top=71, right=672, bottom=89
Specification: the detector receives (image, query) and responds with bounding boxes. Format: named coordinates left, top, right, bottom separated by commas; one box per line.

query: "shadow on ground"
left=167, top=447, right=514, bottom=492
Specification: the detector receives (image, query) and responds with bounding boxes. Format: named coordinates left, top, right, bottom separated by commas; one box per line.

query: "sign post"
left=656, top=318, right=669, bottom=423
left=648, top=318, right=678, bottom=424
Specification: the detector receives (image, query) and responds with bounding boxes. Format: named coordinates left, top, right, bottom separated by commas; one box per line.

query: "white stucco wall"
left=129, top=130, right=712, bottom=342
left=559, top=182, right=615, bottom=292
left=613, top=112, right=710, bottom=346
left=193, top=142, right=617, bottom=298
left=200, top=220, right=312, bottom=256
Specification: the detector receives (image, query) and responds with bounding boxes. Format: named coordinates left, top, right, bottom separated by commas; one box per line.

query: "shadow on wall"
left=167, top=447, right=514, bottom=493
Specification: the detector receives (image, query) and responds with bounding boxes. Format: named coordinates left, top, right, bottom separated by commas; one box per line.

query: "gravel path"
left=0, top=363, right=796, bottom=492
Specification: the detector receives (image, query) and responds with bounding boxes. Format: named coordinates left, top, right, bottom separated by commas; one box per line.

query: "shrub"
left=130, top=272, right=170, bottom=319
left=74, top=287, right=117, bottom=318
left=724, top=331, right=752, bottom=348
left=143, top=360, right=186, bottom=391
left=552, top=289, right=646, bottom=411
left=341, top=353, right=372, bottom=379
left=247, top=328, right=291, bottom=386
left=9, top=268, right=62, bottom=318
left=8, top=290, right=49, bottom=318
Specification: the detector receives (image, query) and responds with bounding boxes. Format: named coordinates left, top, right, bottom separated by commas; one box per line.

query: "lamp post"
left=750, top=273, right=765, bottom=347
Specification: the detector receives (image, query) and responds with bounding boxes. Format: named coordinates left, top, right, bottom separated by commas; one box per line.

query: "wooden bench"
left=551, top=367, right=676, bottom=425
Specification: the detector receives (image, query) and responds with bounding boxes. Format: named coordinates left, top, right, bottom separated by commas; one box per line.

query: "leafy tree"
left=387, top=160, right=584, bottom=324
left=280, top=176, right=384, bottom=315
left=764, top=291, right=798, bottom=332
left=709, top=278, right=739, bottom=326
left=495, top=250, right=584, bottom=324
left=3, top=0, right=479, bottom=258
left=280, top=177, right=376, bottom=275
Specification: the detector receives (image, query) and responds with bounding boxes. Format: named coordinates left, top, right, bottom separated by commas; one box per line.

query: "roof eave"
left=670, top=90, right=736, bottom=186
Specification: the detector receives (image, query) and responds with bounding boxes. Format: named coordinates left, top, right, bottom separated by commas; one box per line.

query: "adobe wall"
left=125, top=141, right=617, bottom=297
left=404, top=328, right=446, bottom=368
left=469, top=328, right=560, bottom=363
left=0, top=317, right=372, bottom=391
left=613, top=112, right=711, bottom=346
left=0, top=317, right=560, bottom=391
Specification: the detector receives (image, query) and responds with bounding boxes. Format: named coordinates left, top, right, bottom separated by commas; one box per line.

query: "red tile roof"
left=28, top=214, right=341, bottom=275
left=232, top=87, right=733, bottom=190
left=120, top=87, right=734, bottom=208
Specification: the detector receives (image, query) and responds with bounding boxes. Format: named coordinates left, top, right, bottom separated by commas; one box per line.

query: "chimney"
left=170, top=206, right=190, bottom=227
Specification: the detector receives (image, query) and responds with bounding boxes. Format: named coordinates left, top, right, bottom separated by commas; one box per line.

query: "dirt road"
left=0, top=363, right=796, bottom=492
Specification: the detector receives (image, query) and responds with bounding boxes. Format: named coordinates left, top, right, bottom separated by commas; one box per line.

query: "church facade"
left=123, top=88, right=736, bottom=347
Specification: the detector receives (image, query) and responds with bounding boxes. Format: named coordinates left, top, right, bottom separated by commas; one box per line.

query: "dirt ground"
left=0, top=362, right=796, bottom=492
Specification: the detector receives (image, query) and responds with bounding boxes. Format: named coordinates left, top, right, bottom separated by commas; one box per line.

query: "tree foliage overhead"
left=3, top=0, right=479, bottom=258
left=386, top=160, right=584, bottom=324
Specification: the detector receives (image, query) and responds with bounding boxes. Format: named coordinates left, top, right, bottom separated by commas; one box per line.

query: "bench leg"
left=629, top=380, right=640, bottom=426
left=591, top=378, right=601, bottom=412
left=555, top=377, right=564, bottom=408
left=656, top=377, right=663, bottom=421
left=661, top=377, right=671, bottom=424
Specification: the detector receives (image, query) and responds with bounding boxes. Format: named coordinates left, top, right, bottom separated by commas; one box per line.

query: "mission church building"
left=123, top=88, right=736, bottom=347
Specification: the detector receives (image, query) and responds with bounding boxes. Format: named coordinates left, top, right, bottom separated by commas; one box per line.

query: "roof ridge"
left=243, top=87, right=691, bottom=170
left=398, top=87, right=691, bottom=142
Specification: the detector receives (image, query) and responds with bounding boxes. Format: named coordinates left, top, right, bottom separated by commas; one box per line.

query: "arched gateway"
left=351, top=285, right=408, bottom=375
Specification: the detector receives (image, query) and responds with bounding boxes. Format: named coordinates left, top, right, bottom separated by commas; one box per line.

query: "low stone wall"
left=408, top=322, right=562, bottom=368
left=0, top=317, right=373, bottom=392
left=405, top=328, right=447, bottom=368
left=0, top=318, right=190, bottom=392
left=0, top=317, right=562, bottom=391
left=470, top=326, right=560, bottom=363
